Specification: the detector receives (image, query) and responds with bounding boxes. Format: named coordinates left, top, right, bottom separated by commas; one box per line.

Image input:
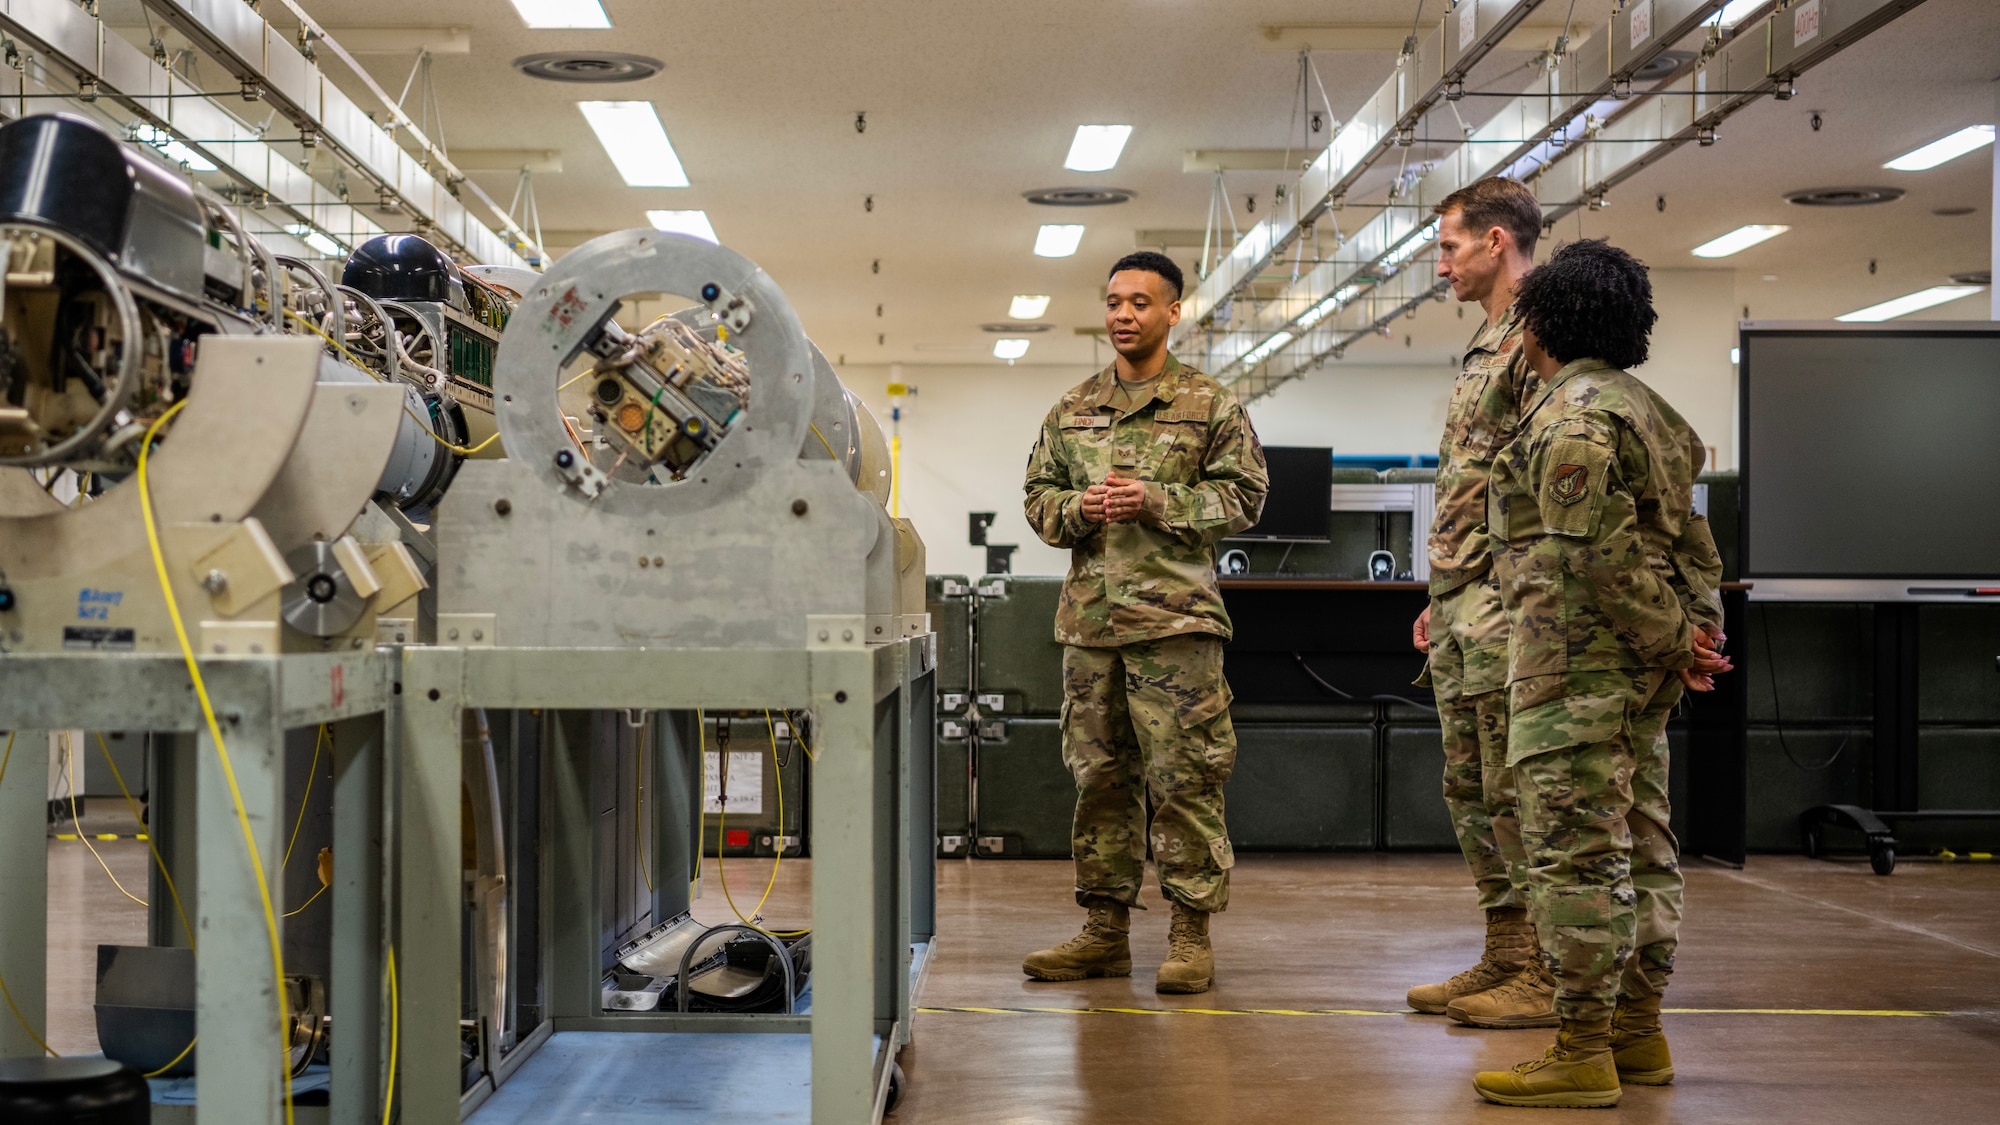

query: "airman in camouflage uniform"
left=1407, top=177, right=1552, bottom=1027
left=1020, top=252, right=1268, bottom=995
left=1472, top=239, right=1729, bottom=1109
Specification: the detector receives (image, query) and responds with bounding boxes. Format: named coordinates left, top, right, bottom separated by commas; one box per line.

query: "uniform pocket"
left=1506, top=691, right=1627, bottom=768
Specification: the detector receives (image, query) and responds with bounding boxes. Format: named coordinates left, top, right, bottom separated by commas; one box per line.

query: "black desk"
left=1218, top=578, right=1751, bottom=865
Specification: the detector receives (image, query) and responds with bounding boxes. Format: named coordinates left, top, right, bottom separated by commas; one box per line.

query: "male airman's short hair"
left=1109, top=250, right=1184, bottom=301
left=1432, top=177, right=1541, bottom=258
left=1513, top=238, right=1656, bottom=370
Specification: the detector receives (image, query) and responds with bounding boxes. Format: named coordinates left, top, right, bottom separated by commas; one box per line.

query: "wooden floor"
left=39, top=831, right=2000, bottom=1123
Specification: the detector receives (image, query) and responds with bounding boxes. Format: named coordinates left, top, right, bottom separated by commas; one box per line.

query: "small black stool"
left=0, top=1057, right=150, bottom=1124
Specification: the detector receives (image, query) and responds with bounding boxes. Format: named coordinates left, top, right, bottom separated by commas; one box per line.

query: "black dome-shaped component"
left=342, top=233, right=464, bottom=302
left=0, top=114, right=138, bottom=261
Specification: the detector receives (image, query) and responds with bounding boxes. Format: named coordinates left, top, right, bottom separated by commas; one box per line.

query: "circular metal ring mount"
left=0, top=223, right=145, bottom=468
left=493, top=230, right=816, bottom=519
left=281, top=541, right=367, bottom=637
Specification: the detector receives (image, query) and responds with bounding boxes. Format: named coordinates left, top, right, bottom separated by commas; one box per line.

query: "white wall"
left=841, top=268, right=1743, bottom=578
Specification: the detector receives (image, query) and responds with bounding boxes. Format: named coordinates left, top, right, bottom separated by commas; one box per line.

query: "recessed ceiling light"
left=1836, top=285, right=1983, bottom=322
left=1883, top=125, right=1994, bottom=172
left=1064, top=125, right=1132, bottom=173
left=578, top=102, right=688, bottom=187
left=1034, top=225, right=1084, bottom=258
left=508, top=0, right=611, bottom=29
left=1009, top=294, right=1051, bottom=319
left=981, top=322, right=1053, bottom=333
left=646, top=210, right=717, bottom=243
left=994, top=338, right=1031, bottom=360
left=1691, top=224, right=1789, bottom=258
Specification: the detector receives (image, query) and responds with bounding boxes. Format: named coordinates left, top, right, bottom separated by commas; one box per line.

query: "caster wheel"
left=1803, top=824, right=1825, bottom=859
left=885, top=1061, right=907, bottom=1112
left=1870, top=845, right=1896, bottom=876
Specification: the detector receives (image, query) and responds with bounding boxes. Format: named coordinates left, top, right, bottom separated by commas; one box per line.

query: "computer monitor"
left=1739, top=320, right=2000, bottom=593
left=1232, top=445, right=1332, bottom=542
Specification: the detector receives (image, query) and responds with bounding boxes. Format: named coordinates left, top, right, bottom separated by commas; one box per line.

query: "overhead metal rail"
left=1226, top=0, right=1932, bottom=404
left=136, top=0, right=543, bottom=268
left=1174, top=0, right=1552, bottom=341
left=1201, top=0, right=1737, bottom=388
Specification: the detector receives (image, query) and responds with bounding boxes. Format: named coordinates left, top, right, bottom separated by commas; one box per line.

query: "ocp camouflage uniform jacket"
left=1488, top=358, right=1723, bottom=685
left=1023, top=354, right=1269, bottom=647
left=1430, top=303, right=1536, bottom=597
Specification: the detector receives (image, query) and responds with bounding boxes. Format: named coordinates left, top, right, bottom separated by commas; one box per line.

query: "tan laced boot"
left=1022, top=903, right=1132, bottom=981
left=1407, top=906, right=1537, bottom=1014
left=1473, top=1017, right=1622, bottom=1109
left=1611, top=988, right=1674, bottom=1085
left=1154, top=902, right=1214, bottom=994
left=1447, top=957, right=1559, bottom=1029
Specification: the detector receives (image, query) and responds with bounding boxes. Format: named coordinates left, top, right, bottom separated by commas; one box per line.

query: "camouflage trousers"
left=1509, top=668, right=1685, bottom=1024
left=1428, top=572, right=1527, bottom=911
left=1062, top=633, right=1237, bottom=913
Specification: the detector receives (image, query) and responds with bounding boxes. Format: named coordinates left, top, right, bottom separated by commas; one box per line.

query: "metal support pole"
left=1990, top=78, right=1998, bottom=321
left=809, top=645, right=879, bottom=1122
left=329, top=715, right=386, bottom=1125
left=0, top=729, right=49, bottom=1059
left=395, top=649, right=465, bottom=1124
left=149, top=733, right=201, bottom=950
left=194, top=664, right=285, bottom=1125
left=545, top=710, right=598, bottom=1023
left=650, top=713, right=696, bottom=924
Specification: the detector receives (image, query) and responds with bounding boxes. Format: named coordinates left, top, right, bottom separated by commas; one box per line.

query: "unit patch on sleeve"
left=1539, top=437, right=1611, bottom=537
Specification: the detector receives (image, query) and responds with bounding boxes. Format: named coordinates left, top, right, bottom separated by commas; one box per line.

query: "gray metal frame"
left=402, top=638, right=934, bottom=1124
left=0, top=651, right=397, bottom=1125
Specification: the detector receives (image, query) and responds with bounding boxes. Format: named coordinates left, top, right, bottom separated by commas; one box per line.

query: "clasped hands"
left=1080, top=470, right=1149, bottom=525
left=1413, top=607, right=1735, bottom=694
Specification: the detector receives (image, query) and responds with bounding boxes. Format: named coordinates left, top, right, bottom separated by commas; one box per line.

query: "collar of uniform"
left=1521, top=357, right=1618, bottom=418
left=1462, top=302, right=1521, bottom=362
left=1085, top=351, right=1186, bottom=412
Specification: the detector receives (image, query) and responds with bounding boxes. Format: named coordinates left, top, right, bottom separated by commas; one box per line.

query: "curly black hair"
left=1512, top=238, right=1656, bottom=370
left=1109, top=250, right=1184, bottom=301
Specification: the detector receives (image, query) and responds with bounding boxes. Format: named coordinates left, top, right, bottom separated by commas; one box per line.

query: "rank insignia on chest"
left=1550, top=463, right=1590, bottom=504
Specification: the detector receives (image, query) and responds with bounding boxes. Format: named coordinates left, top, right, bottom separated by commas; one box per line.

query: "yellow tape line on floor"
left=52, top=833, right=150, bottom=841
left=918, top=1006, right=1949, bottom=1018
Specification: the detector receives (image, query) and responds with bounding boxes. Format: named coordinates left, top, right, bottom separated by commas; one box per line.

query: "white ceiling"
left=261, top=1, right=1995, bottom=368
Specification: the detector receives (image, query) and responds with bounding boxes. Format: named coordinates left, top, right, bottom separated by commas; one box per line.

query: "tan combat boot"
left=1407, top=906, right=1537, bottom=1014
left=1022, top=903, right=1132, bottom=981
left=1472, top=1017, right=1622, bottom=1109
left=1611, top=989, right=1674, bottom=1085
left=1447, top=957, right=1559, bottom=1029
left=1155, top=902, right=1214, bottom=994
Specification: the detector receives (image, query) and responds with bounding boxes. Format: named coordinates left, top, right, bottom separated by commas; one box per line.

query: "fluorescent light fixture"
left=1883, top=125, right=1994, bottom=172
left=132, top=124, right=215, bottom=171
left=994, top=338, right=1031, bottom=360
left=508, top=0, right=611, bottom=29
left=1713, top=0, right=1764, bottom=25
left=1691, top=224, right=1789, bottom=258
left=646, top=209, right=717, bottom=243
left=1835, top=285, right=1983, bottom=322
left=1730, top=347, right=1740, bottom=365
left=1034, top=224, right=1085, bottom=258
left=1382, top=221, right=1439, bottom=268
left=1009, top=294, right=1051, bottom=319
left=286, top=224, right=344, bottom=256
left=1064, top=125, right=1132, bottom=173
left=1241, top=331, right=1295, bottom=369
left=578, top=102, right=689, bottom=187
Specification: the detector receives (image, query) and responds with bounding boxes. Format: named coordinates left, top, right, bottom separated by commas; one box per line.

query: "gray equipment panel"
left=927, top=575, right=973, bottom=704
left=1918, top=606, right=2000, bottom=723
left=1226, top=725, right=1375, bottom=851
left=1382, top=725, right=1457, bottom=849
left=972, top=576, right=1066, bottom=717
left=973, top=718, right=1072, bottom=858
left=936, top=726, right=971, bottom=857
left=700, top=715, right=807, bottom=858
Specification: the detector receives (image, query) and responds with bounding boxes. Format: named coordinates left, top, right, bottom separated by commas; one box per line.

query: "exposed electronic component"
left=582, top=314, right=749, bottom=478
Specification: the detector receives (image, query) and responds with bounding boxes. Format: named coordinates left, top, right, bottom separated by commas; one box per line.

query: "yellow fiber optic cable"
left=282, top=726, right=326, bottom=870
left=713, top=714, right=809, bottom=940
left=62, top=732, right=147, bottom=908
left=382, top=945, right=399, bottom=1125
left=0, top=731, right=60, bottom=1059
left=137, top=401, right=295, bottom=1125
left=282, top=310, right=501, bottom=456
left=92, top=733, right=195, bottom=949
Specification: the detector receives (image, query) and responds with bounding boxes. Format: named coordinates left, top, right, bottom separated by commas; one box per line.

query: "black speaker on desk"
left=0, top=1058, right=150, bottom=1124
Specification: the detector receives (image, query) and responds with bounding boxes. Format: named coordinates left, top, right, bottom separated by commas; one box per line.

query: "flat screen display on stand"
left=1230, top=445, right=1332, bottom=542
left=1739, top=320, right=2000, bottom=598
